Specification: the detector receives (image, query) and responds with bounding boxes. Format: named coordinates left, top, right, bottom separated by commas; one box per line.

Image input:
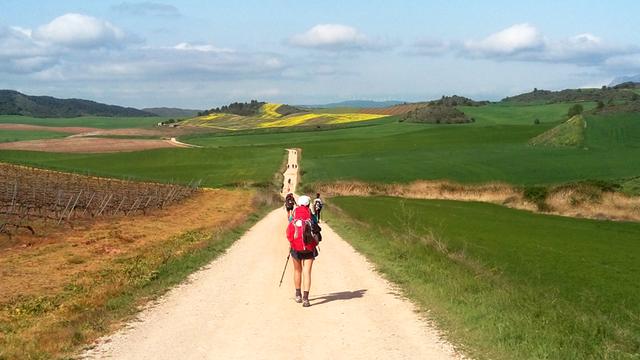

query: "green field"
left=0, top=130, right=70, bottom=143
left=0, top=147, right=283, bottom=188
left=1, top=102, right=639, bottom=188
left=460, top=102, right=595, bottom=125
left=327, top=196, right=640, bottom=359
left=0, top=115, right=162, bottom=129
left=180, top=103, right=640, bottom=186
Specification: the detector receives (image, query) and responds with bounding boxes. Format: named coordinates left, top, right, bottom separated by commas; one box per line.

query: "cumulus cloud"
left=112, top=2, right=181, bottom=17
left=173, top=42, right=234, bottom=53
left=413, top=23, right=640, bottom=68
left=0, top=13, right=289, bottom=84
left=32, top=13, right=127, bottom=48
left=464, top=23, right=543, bottom=56
left=289, top=24, right=391, bottom=51
left=0, top=26, right=56, bottom=73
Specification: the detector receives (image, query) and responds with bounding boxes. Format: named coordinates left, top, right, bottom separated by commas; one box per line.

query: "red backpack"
left=286, top=206, right=321, bottom=252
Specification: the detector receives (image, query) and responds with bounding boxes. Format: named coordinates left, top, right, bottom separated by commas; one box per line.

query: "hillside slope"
left=182, top=103, right=387, bottom=130
left=529, top=115, right=585, bottom=147
left=0, top=90, right=155, bottom=118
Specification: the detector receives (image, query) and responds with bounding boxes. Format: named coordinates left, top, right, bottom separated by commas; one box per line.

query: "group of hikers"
left=283, top=192, right=323, bottom=307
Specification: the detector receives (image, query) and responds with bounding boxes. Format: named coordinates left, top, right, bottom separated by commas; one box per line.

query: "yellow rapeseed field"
left=259, top=103, right=283, bottom=119
left=260, top=112, right=386, bottom=128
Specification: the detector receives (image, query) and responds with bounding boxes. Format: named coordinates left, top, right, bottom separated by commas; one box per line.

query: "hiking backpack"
left=287, top=207, right=321, bottom=252
left=314, top=199, right=323, bottom=212
left=285, top=195, right=295, bottom=208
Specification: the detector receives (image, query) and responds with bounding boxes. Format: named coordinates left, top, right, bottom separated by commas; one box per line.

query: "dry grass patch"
left=0, top=189, right=256, bottom=359
left=317, top=180, right=640, bottom=222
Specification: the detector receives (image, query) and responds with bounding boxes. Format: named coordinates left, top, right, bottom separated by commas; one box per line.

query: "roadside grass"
left=0, top=191, right=279, bottom=360
left=326, top=196, right=640, bottom=360
left=0, top=130, right=71, bottom=143
left=0, top=115, right=163, bottom=129
left=0, top=146, right=284, bottom=188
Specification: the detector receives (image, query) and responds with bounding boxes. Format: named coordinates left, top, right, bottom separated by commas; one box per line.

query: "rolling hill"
left=182, top=102, right=388, bottom=130
left=304, top=100, right=406, bottom=108
left=501, top=87, right=637, bottom=104
left=0, top=90, right=155, bottom=118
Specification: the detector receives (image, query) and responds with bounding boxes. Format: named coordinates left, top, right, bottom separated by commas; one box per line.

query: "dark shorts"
left=286, top=205, right=294, bottom=211
left=290, top=248, right=318, bottom=260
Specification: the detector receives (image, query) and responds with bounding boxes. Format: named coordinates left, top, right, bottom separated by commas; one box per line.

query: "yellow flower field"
left=259, top=103, right=283, bottom=119
left=260, top=112, right=387, bottom=128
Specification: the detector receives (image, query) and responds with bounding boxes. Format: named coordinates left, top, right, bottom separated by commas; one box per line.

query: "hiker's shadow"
left=311, top=289, right=367, bottom=306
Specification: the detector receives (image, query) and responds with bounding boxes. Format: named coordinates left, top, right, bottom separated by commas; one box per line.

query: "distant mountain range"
left=0, top=90, right=155, bottom=118
left=304, top=100, right=406, bottom=108
left=142, top=107, right=202, bottom=118
left=610, top=74, right=640, bottom=87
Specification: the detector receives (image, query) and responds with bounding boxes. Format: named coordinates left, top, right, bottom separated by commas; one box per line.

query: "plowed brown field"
left=0, top=137, right=177, bottom=153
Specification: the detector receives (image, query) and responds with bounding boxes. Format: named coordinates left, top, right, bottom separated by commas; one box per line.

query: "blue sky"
left=1, top=0, right=639, bottom=108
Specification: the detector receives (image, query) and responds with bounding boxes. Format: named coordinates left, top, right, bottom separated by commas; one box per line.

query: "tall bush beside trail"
left=523, top=186, right=549, bottom=211
left=567, top=104, right=584, bottom=117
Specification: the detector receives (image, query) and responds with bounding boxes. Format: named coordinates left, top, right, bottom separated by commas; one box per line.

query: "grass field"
left=460, top=102, right=595, bottom=125
left=181, top=103, right=640, bottom=186
left=0, top=115, right=162, bottom=129
left=0, top=147, right=284, bottom=188
left=0, top=130, right=71, bottom=143
left=326, top=196, right=640, bottom=359
left=2, top=102, right=639, bottom=188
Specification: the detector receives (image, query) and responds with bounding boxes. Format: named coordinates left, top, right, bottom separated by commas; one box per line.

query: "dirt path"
left=82, top=150, right=459, bottom=359
left=282, top=148, right=299, bottom=195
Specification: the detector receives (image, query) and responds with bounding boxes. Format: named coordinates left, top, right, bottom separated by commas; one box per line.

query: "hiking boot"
left=295, top=295, right=302, bottom=303
left=302, top=299, right=310, bottom=307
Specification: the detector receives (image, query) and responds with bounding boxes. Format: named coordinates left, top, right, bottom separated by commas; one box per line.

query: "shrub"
left=567, top=104, right=584, bottom=117
left=523, top=186, right=549, bottom=211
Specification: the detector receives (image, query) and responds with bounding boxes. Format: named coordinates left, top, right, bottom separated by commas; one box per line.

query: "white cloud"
left=33, top=13, right=126, bottom=48
left=464, top=23, right=543, bottom=56
left=289, top=24, right=390, bottom=51
left=173, top=42, right=234, bottom=53
left=112, top=2, right=181, bottom=17
left=411, top=23, right=640, bottom=69
left=0, top=26, right=55, bottom=73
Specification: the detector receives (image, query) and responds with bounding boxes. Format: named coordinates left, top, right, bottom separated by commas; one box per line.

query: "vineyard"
left=0, top=163, right=199, bottom=236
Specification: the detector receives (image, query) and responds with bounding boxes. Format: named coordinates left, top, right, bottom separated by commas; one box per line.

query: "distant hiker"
left=286, top=195, right=321, bottom=307
left=313, top=193, right=323, bottom=223
left=285, top=192, right=296, bottom=219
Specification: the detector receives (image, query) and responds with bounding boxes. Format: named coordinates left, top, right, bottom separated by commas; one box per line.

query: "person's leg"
left=302, top=259, right=314, bottom=292
left=292, top=257, right=302, bottom=300
left=301, top=259, right=314, bottom=307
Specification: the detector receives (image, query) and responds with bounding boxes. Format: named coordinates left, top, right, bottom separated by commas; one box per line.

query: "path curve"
left=82, top=149, right=460, bottom=359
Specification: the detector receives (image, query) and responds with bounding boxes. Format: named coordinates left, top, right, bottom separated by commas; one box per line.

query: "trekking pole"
left=278, top=253, right=291, bottom=287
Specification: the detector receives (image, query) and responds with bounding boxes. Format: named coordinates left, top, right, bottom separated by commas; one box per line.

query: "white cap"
left=298, top=195, right=311, bottom=206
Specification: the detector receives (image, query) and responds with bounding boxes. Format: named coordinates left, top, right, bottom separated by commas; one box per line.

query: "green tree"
left=567, top=104, right=584, bottom=117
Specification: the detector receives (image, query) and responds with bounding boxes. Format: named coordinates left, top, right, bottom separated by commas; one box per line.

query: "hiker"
left=284, top=192, right=296, bottom=219
left=286, top=195, right=321, bottom=307
left=313, top=193, right=323, bottom=223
